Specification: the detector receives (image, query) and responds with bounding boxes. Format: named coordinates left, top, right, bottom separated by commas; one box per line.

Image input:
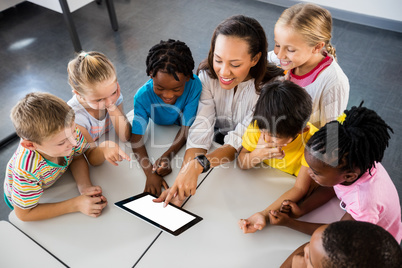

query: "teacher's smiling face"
left=213, top=34, right=260, bottom=90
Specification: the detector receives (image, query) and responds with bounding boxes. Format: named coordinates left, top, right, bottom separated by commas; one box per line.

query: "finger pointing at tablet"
left=154, top=188, right=184, bottom=208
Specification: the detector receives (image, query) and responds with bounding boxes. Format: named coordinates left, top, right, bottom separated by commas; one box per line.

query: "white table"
left=0, top=220, right=65, bottom=267
left=9, top=123, right=210, bottom=267
left=8, top=123, right=344, bottom=267
left=136, top=161, right=345, bottom=268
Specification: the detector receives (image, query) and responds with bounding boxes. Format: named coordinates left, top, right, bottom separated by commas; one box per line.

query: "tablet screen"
left=115, top=193, right=203, bottom=236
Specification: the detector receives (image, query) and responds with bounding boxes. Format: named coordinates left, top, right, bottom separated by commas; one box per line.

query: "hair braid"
left=146, top=39, right=194, bottom=81
left=307, top=102, right=393, bottom=174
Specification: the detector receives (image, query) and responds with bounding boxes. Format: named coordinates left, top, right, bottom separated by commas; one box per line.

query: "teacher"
left=157, top=15, right=284, bottom=205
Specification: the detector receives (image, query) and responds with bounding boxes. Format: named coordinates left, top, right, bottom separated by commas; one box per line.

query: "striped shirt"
left=3, top=127, right=89, bottom=209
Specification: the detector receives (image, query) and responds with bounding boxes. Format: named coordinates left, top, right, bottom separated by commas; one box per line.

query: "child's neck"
left=38, top=152, right=63, bottom=165
left=293, top=53, right=325, bottom=76
left=77, top=97, right=106, bottom=120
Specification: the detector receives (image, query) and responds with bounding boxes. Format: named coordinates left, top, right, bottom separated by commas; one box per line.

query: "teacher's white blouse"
left=186, top=70, right=259, bottom=152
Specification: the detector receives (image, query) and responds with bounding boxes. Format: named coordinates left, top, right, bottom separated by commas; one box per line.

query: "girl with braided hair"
left=131, top=39, right=202, bottom=196
left=266, top=103, right=402, bottom=243
left=268, top=3, right=349, bottom=128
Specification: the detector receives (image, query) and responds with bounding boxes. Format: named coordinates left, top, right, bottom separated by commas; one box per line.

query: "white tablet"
left=115, top=193, right=203, bottom=236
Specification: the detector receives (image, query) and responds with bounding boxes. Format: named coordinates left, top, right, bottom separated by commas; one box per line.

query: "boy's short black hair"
left=253, top=80, right=312, bottom=137
left=322, top=221, right=402, bottom=268
left=146, top=39, right=194, bottom=81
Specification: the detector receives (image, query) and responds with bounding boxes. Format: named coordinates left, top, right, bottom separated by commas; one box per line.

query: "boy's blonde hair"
left=67, top=51, right=116, bottom=95
left=276, top=3, right=336, bottom=60
left=11, top=92, right=75, bottom=144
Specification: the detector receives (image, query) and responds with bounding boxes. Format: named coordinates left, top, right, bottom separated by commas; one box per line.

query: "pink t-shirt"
left=334, top=163, right=402, bottom=243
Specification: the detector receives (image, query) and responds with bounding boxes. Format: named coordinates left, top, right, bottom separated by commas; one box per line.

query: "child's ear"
left=342, top=172, right=359, bottom=183
left=20, top=140, right=37, bottom=151
left=72, top=90, right=80, bottom=96
left=300, top=124, right=310, bottom=134
left=313, top=42, right=325, bottom=54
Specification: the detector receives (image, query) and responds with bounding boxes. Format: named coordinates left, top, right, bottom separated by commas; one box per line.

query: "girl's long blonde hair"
left=277, top=3, right=336, bottom=60
left=67, top=51, right=116, bottom=95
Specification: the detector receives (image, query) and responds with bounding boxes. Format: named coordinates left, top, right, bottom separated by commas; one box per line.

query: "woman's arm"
left=160, top=144, right=237, bottom=204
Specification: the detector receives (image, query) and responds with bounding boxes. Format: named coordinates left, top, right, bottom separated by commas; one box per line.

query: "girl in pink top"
left=265, top=103, right=402, bottom=243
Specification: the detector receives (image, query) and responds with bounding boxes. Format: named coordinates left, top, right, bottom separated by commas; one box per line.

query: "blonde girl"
left=67, top=51, right=130, bottom=166
left=268, top=3, right=349, bottom=128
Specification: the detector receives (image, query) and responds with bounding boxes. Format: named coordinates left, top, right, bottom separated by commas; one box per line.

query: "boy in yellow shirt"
left=237, top=80, right=334, bottom=234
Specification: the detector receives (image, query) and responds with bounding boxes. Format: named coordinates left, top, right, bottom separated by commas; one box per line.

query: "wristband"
left=194, top=155, right=211, bottom=173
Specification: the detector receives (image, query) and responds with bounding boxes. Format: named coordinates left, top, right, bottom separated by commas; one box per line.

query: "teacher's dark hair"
left=197, top=15, right=283, bottom=92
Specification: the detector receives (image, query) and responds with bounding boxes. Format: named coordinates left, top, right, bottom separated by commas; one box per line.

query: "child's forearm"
left=131, top=135, right=154, bottom=176
left=108, top=104, right=131, bottom=142
left=284, top=219, right=324, bottom=236
left=85, top=147, right=106, bottom=166
left=70, top=154, right=93, bottom=193
left=161, top=126, right=189, bottom=160
left=14, top=199, right=79, bottom=221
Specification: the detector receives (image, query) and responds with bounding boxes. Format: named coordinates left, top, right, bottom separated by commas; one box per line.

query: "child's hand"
left=78, top=185, right=103, bottom=196
left=268, top=210, right=292, bottom=226
left=152, top=157, right=172, bottom=177
left=280, top=199, right=303, bottom=218
left=105, top=103, right=118, bottom=112
left=144, top=172, right=169, bottom=196
left=238, top=212, right=267, bottom=233
left=76, top=188, right=108, bottom=217
left=255, top=134, right=286, bottom=160
left=100, top=141, right=131, bottom=166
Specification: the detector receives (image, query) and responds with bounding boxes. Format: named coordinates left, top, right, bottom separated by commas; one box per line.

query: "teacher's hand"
left=162, top=159, right=203, bottom=206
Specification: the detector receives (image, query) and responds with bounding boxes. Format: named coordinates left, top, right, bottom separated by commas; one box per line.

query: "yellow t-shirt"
left=241, top=122, right=318, bottom=176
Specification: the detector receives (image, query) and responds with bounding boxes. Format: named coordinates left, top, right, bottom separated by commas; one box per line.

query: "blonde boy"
left=4, top=92, right=107, bottom=221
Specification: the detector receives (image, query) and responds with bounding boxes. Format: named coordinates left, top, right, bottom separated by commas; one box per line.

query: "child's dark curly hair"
left=306, top=102, right=393, bottom=174
left=321, top=221, right=402, bottom=268
left=146, top=39, right=194, bottom=81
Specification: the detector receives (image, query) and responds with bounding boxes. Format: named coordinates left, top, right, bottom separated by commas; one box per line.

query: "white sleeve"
left=224, top=111, right=253, bottom=152
left=186, top=71, right=216, bottom=151
left=321, top=69, right=350, bottom=126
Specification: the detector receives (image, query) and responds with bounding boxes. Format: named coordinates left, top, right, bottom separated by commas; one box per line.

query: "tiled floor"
left=0, top=0, right=401, bottom=227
